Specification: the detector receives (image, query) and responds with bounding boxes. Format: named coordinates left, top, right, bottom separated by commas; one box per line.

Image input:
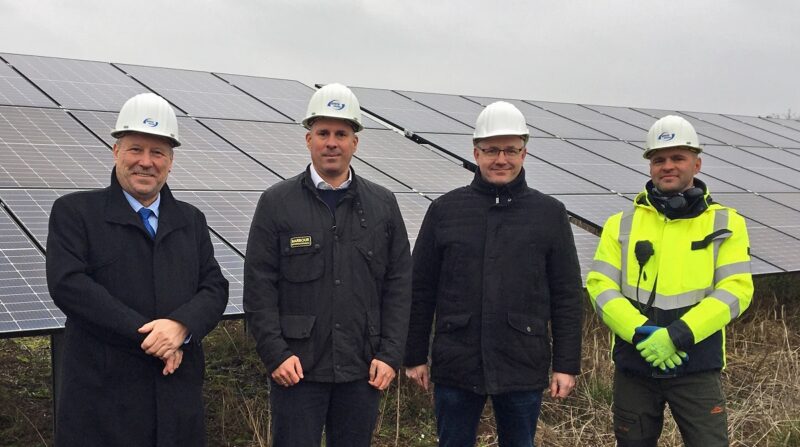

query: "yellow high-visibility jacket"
left=586, top=190, right=753, bottom=376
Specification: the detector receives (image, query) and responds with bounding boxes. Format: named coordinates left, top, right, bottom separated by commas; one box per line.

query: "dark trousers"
left=613, top=369, right=729, bottom=447
left=270, top=379, right=380, bottom=447
left=434, top=383, right=543, bottom=447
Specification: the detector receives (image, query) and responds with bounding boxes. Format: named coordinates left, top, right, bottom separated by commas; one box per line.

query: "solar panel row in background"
left=1, top=52, right=799, bottom=336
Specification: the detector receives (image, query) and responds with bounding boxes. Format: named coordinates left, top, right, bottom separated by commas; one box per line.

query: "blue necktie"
left=138, top=208, right=156, bottom=239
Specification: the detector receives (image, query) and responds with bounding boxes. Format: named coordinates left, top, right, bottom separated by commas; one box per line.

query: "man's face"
left=306, top=118, right=358, bottom=186
left=648, top=147, right=701, bottom=194
left=473, top=135, right=527, bottom=186
left=113, top=132, right=174, bottom=206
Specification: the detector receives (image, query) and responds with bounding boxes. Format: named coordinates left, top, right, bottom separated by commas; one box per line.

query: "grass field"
left=1, top=274, right=798, bottom=446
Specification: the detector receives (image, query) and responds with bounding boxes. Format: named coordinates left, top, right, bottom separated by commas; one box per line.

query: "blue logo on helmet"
left=658, top=132, right=675, bottom=142
left=327, top=100, right=346, bottom=111
left=143, top=118, right=159, bottom=128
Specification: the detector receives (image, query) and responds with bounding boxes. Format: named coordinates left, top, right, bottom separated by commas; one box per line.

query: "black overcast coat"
left=244, top=167, right=412, bottom=382
left=46, top=170, right=228, bottom=447
left=404, top=169, right=583, bottom=394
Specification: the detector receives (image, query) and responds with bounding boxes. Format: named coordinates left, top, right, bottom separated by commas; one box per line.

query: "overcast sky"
left=1, top=0, right=797, bottom=117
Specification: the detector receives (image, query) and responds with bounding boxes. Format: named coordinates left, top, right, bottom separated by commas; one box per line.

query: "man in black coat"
left=46, top=93, right=228, bottom=446
left=404, top=101, right=584, bottom=447
left=244, top=83, right=412, bottom=447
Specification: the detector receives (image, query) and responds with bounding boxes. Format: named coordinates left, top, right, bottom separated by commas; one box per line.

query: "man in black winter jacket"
left=243, top=83, right=412, bottom=447
left=404, top=101, right=583, bottom=447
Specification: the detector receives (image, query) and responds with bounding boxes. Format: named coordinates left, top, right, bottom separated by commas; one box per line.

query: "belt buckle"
left=651, top=370, right=678, bottom=379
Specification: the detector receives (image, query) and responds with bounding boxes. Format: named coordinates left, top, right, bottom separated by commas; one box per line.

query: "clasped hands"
left=138, top=319, right=189, bottom=376
left=635, top=325, right=688, bottom=371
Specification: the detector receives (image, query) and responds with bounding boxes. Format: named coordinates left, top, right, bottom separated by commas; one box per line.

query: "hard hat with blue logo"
left=111, top=93, right=181, bottom=147
left=643, top=115, right=701, bottom=159
left=473, top=101, right=530, bottom=145
left=303, top=83, right=363, bottom=132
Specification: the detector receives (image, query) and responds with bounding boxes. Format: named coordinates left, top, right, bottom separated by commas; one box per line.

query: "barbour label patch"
left=290, top=236, right=312, bottom=248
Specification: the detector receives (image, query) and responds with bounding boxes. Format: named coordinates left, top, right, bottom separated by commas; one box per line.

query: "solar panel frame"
left=3, top=53, right=149, bottom=112
left=116, top=64, right=293, bottom=122
left=582, top=104, right=655, bottom=134
left=393, top=193, right=432, bottom=250
left=697, top=150, right=798, bottom=193
left=701, top=145, right=800, bottom=189
left=767, top=117, right=800, bottom=133
left=552, top=194, right=634, bottom=228
left=571, top=224, right=600, bottom=283
left=713, top=193, right=800, bottom=239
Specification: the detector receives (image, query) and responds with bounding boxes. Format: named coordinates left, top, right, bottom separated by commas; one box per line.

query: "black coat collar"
left=469, top=167, right=528, bottom=206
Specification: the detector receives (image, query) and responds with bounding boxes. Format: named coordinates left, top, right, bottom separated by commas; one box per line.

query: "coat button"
left=334, top=279, right=341, bottom=285
left=367, top=250, right=373, bottom=256
left=335, top=323, right=341, bottom=329
left=314, top=244, right=320, bottom=249
left=526, top=326, right=532, bottom=332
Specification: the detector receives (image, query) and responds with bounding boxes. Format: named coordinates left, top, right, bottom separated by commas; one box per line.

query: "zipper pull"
left=495, top=194, right=500, bottom=204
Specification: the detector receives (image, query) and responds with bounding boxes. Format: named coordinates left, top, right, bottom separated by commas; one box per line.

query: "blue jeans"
left=434, top=384, right=543, bottom=447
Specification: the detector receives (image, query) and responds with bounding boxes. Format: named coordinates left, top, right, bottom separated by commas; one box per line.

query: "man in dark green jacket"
left=404, top=101, right=583, bottom=447
left=244, top=83, right=412, bottom=447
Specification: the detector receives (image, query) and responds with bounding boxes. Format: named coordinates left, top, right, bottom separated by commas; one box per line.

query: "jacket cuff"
left=667, top=320, right=694, bottom=350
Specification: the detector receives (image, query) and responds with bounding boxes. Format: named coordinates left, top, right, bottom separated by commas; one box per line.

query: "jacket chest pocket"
left=355, top=225, right=391, bottom=279
left=280, top=231, right=324, bottom=283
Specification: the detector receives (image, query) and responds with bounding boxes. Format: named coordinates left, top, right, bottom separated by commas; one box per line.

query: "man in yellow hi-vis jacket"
left=587, top=115, right=753, bottom=447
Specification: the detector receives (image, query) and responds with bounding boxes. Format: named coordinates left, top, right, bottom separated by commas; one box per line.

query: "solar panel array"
left=1, top=52, right=799, bottom=336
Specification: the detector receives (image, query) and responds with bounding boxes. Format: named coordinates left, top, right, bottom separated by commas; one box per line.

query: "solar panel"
left=354, top=129, right=474, bottom=193
left=733, top=147, right=800, bottom=172
left=0, top=57, right=56, bottom=107
left=572, top=224, right=600, bottom=283
left=553, top=194, right=633, bottom=228
left=767, top=117, right=800, bottom=133
left=72, top=111, right=283, bottom=190
left=682, top=111, right=800, bottom=149
left=744, top=218, right=800, bottom=272
left=762, top=193, right=800, bottom=213
left=527, top=101, right=644, bottom=142
left=582, top=104, right=656, bottom=134
left=634, top=108, right=755, bottom=146
left=210, top=233, right=244, bottom=316
left=569, top=139, right=747, bottom=193
left=198, top=119, right=411, bottom=192
left=396, top=90, right=481, bottom=128
left=3, top=54, right=147, bottom=112
left=529, top=138, right=649, bottom=194
left=414, top=132, right=608, bottom=194
left=0, top=106, right=112, bottom=188
left=350, top=87, right=473, bottom=134
left=724, top=115, right=800, bottom=146
left=468, top=96, right=609, bottom=139
left=713, top=193, right=800, bottom=239
left=172, top=190, right=261, bottom=254
left=0, top=205, right=64, bottom=335
left=116, top=64, right=293, bottom=122
left=701, top=145, right=800, bottom=189
left=0, top=188, right=246, bottom=318
left=697, top=150, right=797, bottom=193
left=393, top=193, right=432, bottom=249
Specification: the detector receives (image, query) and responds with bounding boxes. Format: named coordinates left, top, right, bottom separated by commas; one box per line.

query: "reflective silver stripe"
left=714, top=261, right=751, bottom=283
left=618, top=210, right=635, bottom=290
left=710, top=288, right=741, bottom=320
left=712, top=209, right=729, bottom=284
left=621, top=284, right=708, bottom=310
left=591, top=259, right=621, bottom=284
left=594, top=289, right=624, bottom=320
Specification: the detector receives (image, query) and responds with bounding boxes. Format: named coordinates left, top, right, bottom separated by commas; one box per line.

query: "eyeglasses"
left=476, top=145, right=525, bottom=158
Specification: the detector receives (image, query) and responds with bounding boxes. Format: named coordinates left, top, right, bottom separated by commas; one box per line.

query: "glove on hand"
left=635, top=327, right=687, bottom=370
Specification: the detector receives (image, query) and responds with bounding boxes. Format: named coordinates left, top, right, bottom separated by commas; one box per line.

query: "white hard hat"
left=473, top=101, right=530, bottom=145
left=111, top=93, right=181, bottom=147
left=302, top=83, right=363, bottom=132
left=643, top=115, right=701, bottom=159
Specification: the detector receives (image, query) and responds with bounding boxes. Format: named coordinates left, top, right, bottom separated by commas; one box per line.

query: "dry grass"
left=1, top=274, right=798, bottom=446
